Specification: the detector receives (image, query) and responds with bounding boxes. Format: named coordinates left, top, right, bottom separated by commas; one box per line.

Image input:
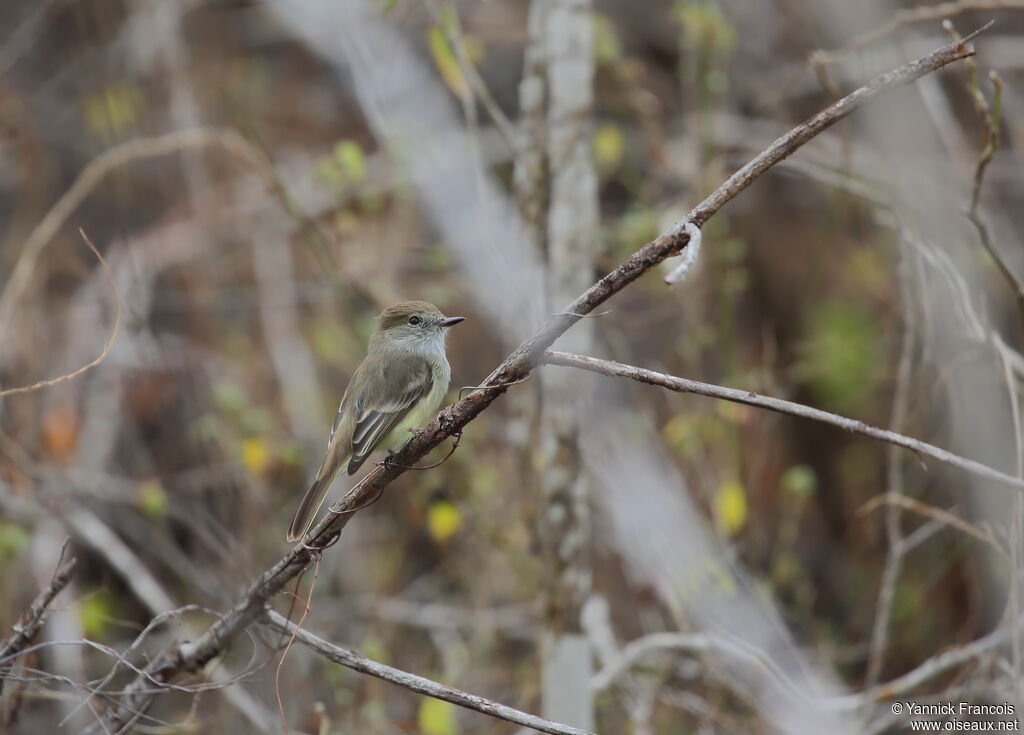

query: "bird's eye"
left=408, top=316, right=422, bottom=325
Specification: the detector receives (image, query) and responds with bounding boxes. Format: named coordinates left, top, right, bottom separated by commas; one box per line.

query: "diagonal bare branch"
left=97, top=31, right=979, bottom=732
left=263, top=609, right=595, bottom=735
left=544, top=350, right=1024, bottom=491
left=0, top=555, right=77, bottom=696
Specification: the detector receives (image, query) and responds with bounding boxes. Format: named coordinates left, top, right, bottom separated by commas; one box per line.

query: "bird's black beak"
left=440, top=316, right=466, bottom=328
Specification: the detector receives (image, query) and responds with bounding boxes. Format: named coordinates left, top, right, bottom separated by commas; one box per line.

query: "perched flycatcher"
left=287, top=301, right=465, bottom=541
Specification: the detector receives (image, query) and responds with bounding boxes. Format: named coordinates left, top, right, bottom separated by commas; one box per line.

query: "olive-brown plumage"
left=287, top=301, right=464, bottom=541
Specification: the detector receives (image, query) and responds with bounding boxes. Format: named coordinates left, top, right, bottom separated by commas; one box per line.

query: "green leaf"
left=592, top=13, right=622, bottom=65
left=674, top=2, right=736, bottom=53
left=0, top=521, right=29, bottom=566
left=333, top=140, right=366, bottom=184
left=136, top=479, right=168, bottom=519
left=79, top=591, right=116, bottom=638
left=781, top=465, right=817, bottom=497
left=794, top=300, right=882, bottom=413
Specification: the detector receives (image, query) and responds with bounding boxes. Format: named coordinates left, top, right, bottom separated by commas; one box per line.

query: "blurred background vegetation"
left=1, top=1, right=1023, bottom=733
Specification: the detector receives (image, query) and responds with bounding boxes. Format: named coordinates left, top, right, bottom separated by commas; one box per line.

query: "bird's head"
left=376, top=301, right=465, bottom=350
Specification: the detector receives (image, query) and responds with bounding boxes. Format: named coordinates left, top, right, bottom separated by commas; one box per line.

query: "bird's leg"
left=379, top=448, right=399, bottom=470
left=378, top=429, right=461, bottom=472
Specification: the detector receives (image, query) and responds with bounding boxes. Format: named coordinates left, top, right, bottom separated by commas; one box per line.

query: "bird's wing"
left=347, top=354, right=433, bottom=475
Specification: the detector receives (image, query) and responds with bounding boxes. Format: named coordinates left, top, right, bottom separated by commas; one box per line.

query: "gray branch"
left=543, top=350, right=1024, bottom=491
left=263, top=609, right=595, bottom=735
left=0, top=555, right=76, bottom=697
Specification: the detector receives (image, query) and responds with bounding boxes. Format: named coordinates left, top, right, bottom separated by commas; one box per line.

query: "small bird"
left=287, top=301, right=465, bottom=541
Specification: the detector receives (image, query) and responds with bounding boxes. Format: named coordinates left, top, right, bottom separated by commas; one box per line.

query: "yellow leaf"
left=713, top=479, right=747, bottom=536
left=593, top=123, right=625, bottom=173
left=427, top=500, right=462, bottom=544
left=84, top=83, right=144, bottom=139
left=241, top=436, right=271, bottom=476
left=427, top=26, right=468, bottom=98
left=137, top=479, right=168, bottom=519
left=419, top=697, right=458, bottom=735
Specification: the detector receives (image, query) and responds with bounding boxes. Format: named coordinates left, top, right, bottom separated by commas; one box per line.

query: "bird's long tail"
left=286, top=475, right=334, bottom=542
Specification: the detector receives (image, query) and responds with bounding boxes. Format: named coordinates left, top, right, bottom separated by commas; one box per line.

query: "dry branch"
left=99, top=32, right=978, bottom=731
left=543, top=350, right=1024, bottom=491
left=0, top=128, right=262, bottom=338
left=0, top=231, right=120, bottom=398
left=830, top=613, right=1024, bottom=709
left=0, top=556, right=77, bottom=697
left=263, top=610, right=595, bottom=735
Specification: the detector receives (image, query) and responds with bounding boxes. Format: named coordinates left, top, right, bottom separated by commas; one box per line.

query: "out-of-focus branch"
left=813, top=3, right=1019, bottom=63
left=590, top=630, right=794, bottom=696
left=543, top=350, right=1024, bottom=491
left=515, top=0, right=599, bottom=728
left=834, top=613, right=1024, bottom=708
left=946, top=20, right=1024, bottom=328
left=0, top=231, right=119, bottom=398
left=864, top=258, right=918, bottom=688
left=0, top=128, right=262, bottom=338
left=263, top=609, right=595, bottom=735
left=857, top=494, right=1001, bottom=551
left=99, top=33, right=979, bottom=730
left=0, top=0, right=70, bottom=77
left=0, top=555, right=77, bottom=696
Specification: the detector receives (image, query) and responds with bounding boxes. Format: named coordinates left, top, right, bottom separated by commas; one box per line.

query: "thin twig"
left=0, top=231, right=120, bottom=398
left=947, top=24, right=1024, bottom=328
left=98, top=34, right=979, bottom=729
left=0, top=128, right=262, bottom=337
left=864, top=257, right=917, bottom=687
left=263, top=609, right=595, bottom=735
left=814, top=5, right=1015, bottom=63
left=543, top=350, right=1024, bottom=491
left=591, top=630, right=798, bottom=698
left=833, top=613, right=1024, bottom=708
left=857, top=494, right=1002, bottom=552
left=274, top=556, right=319, bottom=735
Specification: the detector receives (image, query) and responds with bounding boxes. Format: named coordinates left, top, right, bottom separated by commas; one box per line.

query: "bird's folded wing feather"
left=347, top=354, right=433, bottom=474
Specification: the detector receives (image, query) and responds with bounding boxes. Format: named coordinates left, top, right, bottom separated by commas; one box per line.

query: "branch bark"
left=0, top=556, right=76, bottom=697
left=263, top=610, right=595, bottom=735
left=543, top=350, right=1024, bottom=491
left=99, top=32, right=978, bottom=731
